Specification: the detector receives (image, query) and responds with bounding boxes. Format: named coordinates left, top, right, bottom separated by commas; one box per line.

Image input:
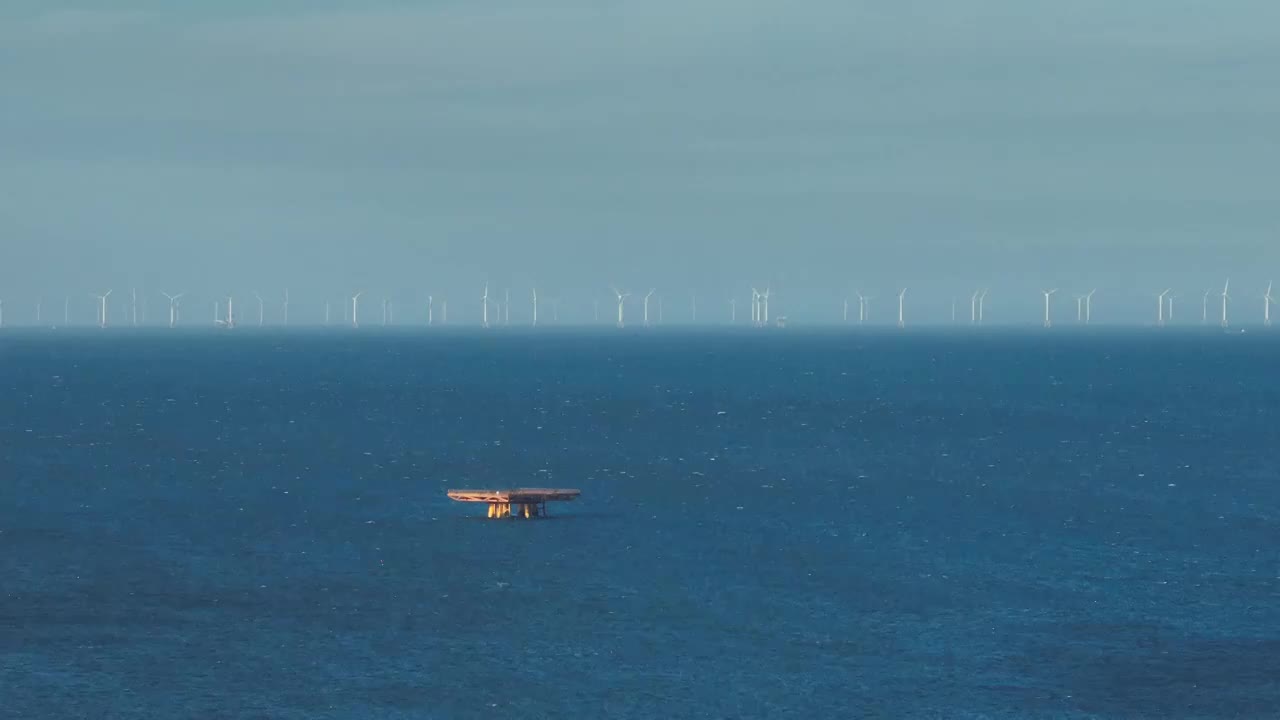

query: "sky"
left=1, top=1, right=1278, bottom=324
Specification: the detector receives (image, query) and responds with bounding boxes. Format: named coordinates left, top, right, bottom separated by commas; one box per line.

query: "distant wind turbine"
left=1075, top=294, right=1086, bottom=323
left=1221, top=279, right=1230, bottom=328
left=729, top=297, right=737, bottom=323
left=131, top=288, right=138, bottom=327
left=94, top=290, right=113, bottom=328
left=611, top=286, right=630, bottom=328
left=35, top=296, right=42, bottom=325
left=897, top=288, right=906, bottom=329
left=427, top=295, right=434, bottom=326
left=1042, top=289, right=1058, bottom=328
left=1201, top=289, right=1211, bottom=325
left=1264, top=282, right=1274, bottom=327
left=351, top=291, right=363, bottom=328
left=970, top=290, right=981, bottom=325
left=504, top=288, right=510, bottom=326
left=1156, top=289, right=1171, bottom=327
left=978, top=289, right=989, bottom=325
left=254, top=291, right=265, bottom=327
left=857, top=291, right=869, bottom=325
left=531, top=288, right=538, bottom=327
left=481, top=283, right=489, bottom=328
left=643, top=289, right=655, bottom=327
left=1085, top=289, right=1096, bottom=325
left=750, top=288, right=761, bottom=326
left=161, top=292, right=184, bottom=328
left=282, top=289, right=290, bottom=327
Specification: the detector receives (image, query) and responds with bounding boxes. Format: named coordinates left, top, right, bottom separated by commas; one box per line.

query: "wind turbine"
left=351, top=291, right=363, bottom=328
left=897, top=288, right=907, bottom=328
left=1264, top=282, right=1274, bottom=327
left=531, top=288, right=538, bottom=327
left=750, top=288, right=761, bottom=326
left=970, top=290, right=981, bottom=325
left=131, top=288, right=138, bottom=327
left=254, top=291, right=265, bottom=327
left=978, top=289, right=989, bottom=325
left=94, top=290, right=112, bottom=328
left=324, top=301, right=332, bottom=326
left=382, top=296, right=390, bottom=326
left=1075, top=294, right=1085, bottom=323
left=1156, top=289, right=1171, bottom=327
left=1221, top=279, right=1230, bottom=328
left=481, top=283, right=489, bottom=328
left=842, top=297, right=849, bottom=323
left=1041, top=289, right=1058, bottom=328
left=857, top=291, right=869, bottom=325
left=161, top=292, right=184, bottom=328
left=427, top=295, right=435, bottom=326
left=0, top=299, right=4, bottom=328
left=1201, top=289, right=1211, bottom=325
left=611, top=286, right=629, bottom=328
left=1085, top=289, right=1096, bottom=325
left=504, top=288, right=510, bottom=326
left=282, top=289, right=290, bottom=327
left=1166, top=293, right=1177, bottom=324
left=951, top=297, right=957, bottom=324
left=729, top=297, right=737, bottom=323
left=643, top=289, right=655, bottom=327
left=761, top=287, right=771, bottom=326
left=224, top=295, right=235, bottom=328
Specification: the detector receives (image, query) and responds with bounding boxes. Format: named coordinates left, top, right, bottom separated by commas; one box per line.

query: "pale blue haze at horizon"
left=1, top=1, right=1277, bottom=323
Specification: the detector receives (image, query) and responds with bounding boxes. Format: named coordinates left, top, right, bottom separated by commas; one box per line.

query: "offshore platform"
left=447, top=488, right=580, bottom=519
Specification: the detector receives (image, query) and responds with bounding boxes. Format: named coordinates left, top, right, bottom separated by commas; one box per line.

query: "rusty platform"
left=447, top=488, right=580, bottom=518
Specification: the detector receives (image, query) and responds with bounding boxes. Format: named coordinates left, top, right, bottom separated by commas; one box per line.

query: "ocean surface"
left=2, top=329, right=1277, bottom=719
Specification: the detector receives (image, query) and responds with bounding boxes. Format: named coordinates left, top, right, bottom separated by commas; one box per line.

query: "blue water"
left=2, top=329, right=1277, bottom=718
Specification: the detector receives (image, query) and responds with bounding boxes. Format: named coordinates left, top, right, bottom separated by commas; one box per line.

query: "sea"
left=2, top=328, right=1277, bottom=719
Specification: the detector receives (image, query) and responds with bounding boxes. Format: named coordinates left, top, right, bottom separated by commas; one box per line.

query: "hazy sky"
left=2, top=1, right=1278, bottom=323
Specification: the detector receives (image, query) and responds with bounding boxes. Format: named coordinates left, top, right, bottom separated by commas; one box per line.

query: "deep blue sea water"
left=2, top=329, right=1278, bottom=719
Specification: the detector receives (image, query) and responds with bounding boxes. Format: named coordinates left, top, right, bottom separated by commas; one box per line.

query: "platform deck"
left=447, top=488, right=580, bottom=503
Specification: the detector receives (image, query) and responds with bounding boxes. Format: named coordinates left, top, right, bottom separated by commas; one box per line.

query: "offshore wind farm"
left=0, top=280, right=1275, bottom=330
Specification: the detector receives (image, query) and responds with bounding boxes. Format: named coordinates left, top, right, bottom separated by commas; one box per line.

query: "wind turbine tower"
left=254, top=292, right=265, bottom=327
left=351, top=291, right=363, bottom=328
left=283, top=289, right=290, bottom=327
left=643, top=289, right=655, bottom=327
left=1221, top=279, right=1230, bottom=328
left=1042, top=289, right=1058, bottom=328
left=611, top=287, right=629, bottom=328
left=131, top=288, right=138, bottom=327
left=1086, top=289, right=1096, bottom=325
left=94, top=290, right=113, bottom=328
left=531, top=288, right=538, bottom=327
left=729, top=297, right=737, bottom=323
left=897, top=288, right=907, bottom=329
left=161, top=292, right=184, bottom=328
left=481, top=284, right=489, bottom=328
left=1202, top=290, right=1211, bottom=325
left=1264, top=282, right=1274, bottom=327
left=1156, top=289, right=1171, bottom=327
